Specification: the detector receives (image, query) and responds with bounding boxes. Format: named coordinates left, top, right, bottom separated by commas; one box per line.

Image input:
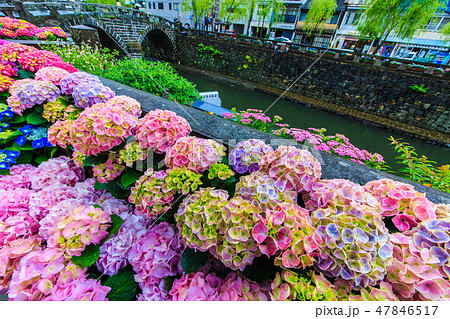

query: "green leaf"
left=102, top=214, right=124, bottom=242
left=0, top=169, right=10, bottom=175
left=35, top=155, right=49, bottom=164
left=8, top=115, right=26, bottom=124
left=94, top=180, right=108, bottom=190
left=18, top=144, right=35, bottom=151
left=18, top=68, right=35, bottom=80
left=104, top=265, right=139, bottom=301
left=71, top=244, right=101, bottom=268
left=121, top=169, right=142, bottom=188
left=50, top=147, right=58, bottom=159
left=15, top=151, right=33, bottom=165
left=26, top=112, right=47, bottom=125
left=181, top=247, right=209, bottom=274
left=83, top=153, right=109, bottom=167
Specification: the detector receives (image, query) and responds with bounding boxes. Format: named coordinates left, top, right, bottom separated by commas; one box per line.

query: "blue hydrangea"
left=0, top=149, right=20, bottom=170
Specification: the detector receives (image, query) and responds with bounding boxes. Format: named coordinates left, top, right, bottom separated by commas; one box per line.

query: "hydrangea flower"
left=47, top=120, right=73, bottom=148
left=42, top=61, right=78, bottom=73
left=0, top=64, right=16, bottom=77
left=129, top=222, right=183, bottom=299
left=35, top=66, right=70, bottom=86
left=175, top=188, right=229, bottom=251
left=305, top=179, right=381, bottom=212
left=0, top=74, right=14, bottom=92
left=207, top=163, right=234, bottom=181
left=436, top=204, right=450, bottom=219
left=271, top=270, right=339, bottom=301
left=0, top=29, right=17, bottom=38
left=16, top=80, right=60, bottom=106
left=235, top=171, right=297, bottom=211
left=0, top=164, right=37, bottom=190
left=259, top=146, right=322, bottom=195
left=212, top=196, right=261, bottom=271
left=106, top=95, right=142, bottom=117
left=42, top=99, right=68, bottom=123
left=117, top=142, right=147, bottom=167
left=137, top=279, right=170, bottom=301
left=92, top=153, right=125, bottom=184
left=46, top=205, right=112, bottom=256
left=129, top=168, right=175, bottom=219
left=252, top=202, right=321, bottom=269
left=349, top=282, right=399, bottom=301
left=364, top=179, right=437, bottom=232
left=165, top=136, right=226, bottom=174
left=0, top=149, right=20, bottom=170
left=72, top=82, right=115, bottom=108
left=68, top=103, right=137, bottom=156
left=97, top=214, right=149, bottom=276
left=219, top=272, right=271, bottom=301
left=164, top=167, right=202, bottom=195
left=0, top=43, right=36, bottom=62
left=169, top=271, right=222, bottom=301
left=311, top=205, right=393, bottom=288
left=6, top=94, right=31, bottom=115
left=18, top=50, right=63, bottom=72
left=229, top=139, right=273, bottom=174
left=135, top=109, right=191, bottom=154
left=0, top=235, right=42, bottom=294
left=0, top=211, right=39, bottom=246
left=59, top=72, right=102, bottom=95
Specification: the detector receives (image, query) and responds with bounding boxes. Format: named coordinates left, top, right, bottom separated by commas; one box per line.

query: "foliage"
left=41, top=43, right=118, bottom=75
left=102, top=58, right=200, bottom=105
left=356, top=0, right=446, bottom=51
left=389, top=137, right=449, bottom=193
left=182, top=0, right=216, bottom=28
left=409, top=84, right=428, bottom=93
left=303, top=0, right=337, bottom=36
left=198, top=43, right=223, bottom=57
left=219, top=0, right=249, bottom=26
left=255, top=0, right=285, bottom=38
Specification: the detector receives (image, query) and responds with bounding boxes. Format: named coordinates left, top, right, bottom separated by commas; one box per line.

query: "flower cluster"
left=15, top=80, right=60, bottom=106
left=235, top=171, right=297, bottom=210
left=175, top=188, right=229, bottom=251
left=135, top=109, right=191, bottom=154
left=169, top=271, right=222, bottom=301
left=0, top=149, right=19, bottom=170
left=164, top=167, right=202, bottom=195
left=364, top=179, right=437, bottom=231
left=92, top=154, right=125, bottom=184
left=60, top=72, right=102, bottom=95
left=0, top=74, right=14, bottom=92
left=15, top=125, right=53, bottom=149
left=117, top=142, right=147, bottom=167
left=259, top=146, right=322, bottom=195
left=0, top=64, right=16, bottom=77
left=0, top=43, right=35, bottom=62
left=229, top=139, right=273, bottom=174
left=42, top=99, right=68, bottom=123
left=107, top=95, right=142, bottom=117
left=165, top=136, right=226, bottom=173
left=18, top=50, right=63, bottom=72
left=0, top=17, right=68, bottom=41
left=253, top=202, right=321, bottom=269
left=72, top=82, right=115, bottom=108
left=207, top=163, right=234, bottom=181
left=35, top=66, right=70, bottom=86
left=129, top=169, right=174, bottom=219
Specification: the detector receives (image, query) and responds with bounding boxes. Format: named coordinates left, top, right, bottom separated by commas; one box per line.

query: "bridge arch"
left=139, top=24, right=177, bottom=62
left=64, top=16, right=129, bottom=58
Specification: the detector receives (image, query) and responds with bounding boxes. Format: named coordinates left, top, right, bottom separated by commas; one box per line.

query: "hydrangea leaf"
left=71, top=243, right=101, bottom=268
left=14, top=151, right=33, bottom=165
left=26, top=111, right=47, bottom=125
left=8, top=115, right=26, bottom=124
left=83, top=152, right=109, bottom=167
left=181, top=247, right=209, bottom=274
left=50, top=147, right=58, bottom=159
left=102, top=214, right=124, bottom=243
left=94, top=180, right=108, bottom=190
left=18, top=68, right=35, bottom=80
left=104, top=265, right=139, bottom=301
left=35, top=155, right=49, bottom=164
left=0, top=169, right=10, bottom=175
left=17, top=144, right=34, bottom=151
left=121, top=169, right=142, bottom=188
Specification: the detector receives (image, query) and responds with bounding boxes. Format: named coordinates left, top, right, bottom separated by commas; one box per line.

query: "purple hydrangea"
left=72, top=82, right=115, bottom=108
left=59, top=72, right=102, bottom=95
left=229, top=139, right=273, bottom=174
left=16, top=80, right=60, bottom=106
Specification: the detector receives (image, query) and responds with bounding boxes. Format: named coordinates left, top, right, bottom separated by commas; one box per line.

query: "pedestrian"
left=116, top=0, right=122, bottom=14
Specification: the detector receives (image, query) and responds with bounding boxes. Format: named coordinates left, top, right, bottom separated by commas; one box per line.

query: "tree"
left=356, top=0, right=447, bottom=53
left=219, top=0, right=249, bottom=29
left=303, top=0, right=337, bottom=36
left=182, top=0, right=216, bottom=28
left=245, top=0, right=258, bottom=35
left=255, top=0, right=285, bottom=38
left=439, top=20, right=450, bottom=43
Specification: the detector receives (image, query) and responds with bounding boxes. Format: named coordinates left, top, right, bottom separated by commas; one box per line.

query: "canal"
left=177, top=68, right=449, bottom=172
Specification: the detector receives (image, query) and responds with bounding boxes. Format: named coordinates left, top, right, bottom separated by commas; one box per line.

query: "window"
left=293, top=34, right=302, bottom=43
left=427, top=16, right=441, bottom=31
left=173, top=3, right=179, bottom=10
left=153, top=3, right=156, bottom=9
left=437, top=18, right=450, bottom=31
left=313, top=37, right=330, bottom=48
left=158, top=2, right=164, bottom=9
left=344, top=12, right=358, bottom=25
left=169, top=3, right=172, bottom=10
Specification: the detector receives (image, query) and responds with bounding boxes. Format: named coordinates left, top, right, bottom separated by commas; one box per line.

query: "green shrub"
left=103, top=58, right=201, bottom=105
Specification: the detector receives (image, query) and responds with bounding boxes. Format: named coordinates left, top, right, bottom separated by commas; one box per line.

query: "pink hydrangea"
left=35, top=66, right=70, bottom=86
left=0, top=43, right=36, bottom=62
left=16, top=80, right=60, bottom=106
left=169, top=271, right=222, bottom=301
left=259, top=146, right=322, bottom=195
left=15, top=28, right=35, bottom=38
left=6, top=94, right=32, bottom=115
left=0, top=187, right=35, bottom=221
left=106, top=95, right=142, bottom=117
left=135, top=109, right=191, bottom=153
left=0, top=164, right=37, bottom=190
left=0, top=236, right=42, bottom=294
left=42, top=61, right=78, bottom=73
left=165, top=136, right=226, bottom=173
left=0, top=64, right=16, bottom=77
left=68, top=103, right=137, bottom=156
left=96, top=214, right=149, bottom=276
left=0, top=74, right=14, bottom=92
left=72, top=82, right=115, bottom=108
left=0, top=212, right=39, bottom=247
left=18, top=49, right=63, bottom=72
left=129, top=222, right=183, bottom=299
left=94, top=192, right=131, bottom=218
left=364, top=179, right=437, bottom=232
left=137, top=278, right=170, bottom=301
left=0, top=29, right=17, bottom=38
left=60, top=72, right=102, bottom=95
left=219, top=272, right=271, bottom=301
left=8, top=78, right=34, bottom=96
left=92, top=154, right=125, bottom=184
left=47, top=120, right=73, bottom=148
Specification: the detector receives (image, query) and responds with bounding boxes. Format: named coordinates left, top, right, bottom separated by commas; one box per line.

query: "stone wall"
left=176, top=35, right=450, bottom=136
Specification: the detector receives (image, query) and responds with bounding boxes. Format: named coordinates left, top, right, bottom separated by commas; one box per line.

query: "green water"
left=178, top=68, right=449, bottom=172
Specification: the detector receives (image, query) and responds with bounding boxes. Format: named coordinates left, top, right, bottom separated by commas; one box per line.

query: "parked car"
left=271, top=37, right=292, bottom=52
left=218, top=30, right=235, bottom=39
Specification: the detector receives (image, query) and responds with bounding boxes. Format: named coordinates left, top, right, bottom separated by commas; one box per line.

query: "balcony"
left=296, top=21, right=337, bottom=31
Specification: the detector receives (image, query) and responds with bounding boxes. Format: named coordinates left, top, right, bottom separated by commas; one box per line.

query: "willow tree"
left=357, top=0, right=447, bottom=53
left=303, top=0, right=337, bottom=36
left=182, top=0, right=216, bottom=28
left=439, top=19, right=450, bottom=42
left=255, top=0, right=285, bottom=38
left=219, top=0, right=249, bottom=29
left=245, top=0, right=257, bottom=35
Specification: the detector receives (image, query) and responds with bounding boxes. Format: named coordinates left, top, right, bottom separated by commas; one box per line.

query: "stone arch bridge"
left=4, top=1, right=179, bottom=61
